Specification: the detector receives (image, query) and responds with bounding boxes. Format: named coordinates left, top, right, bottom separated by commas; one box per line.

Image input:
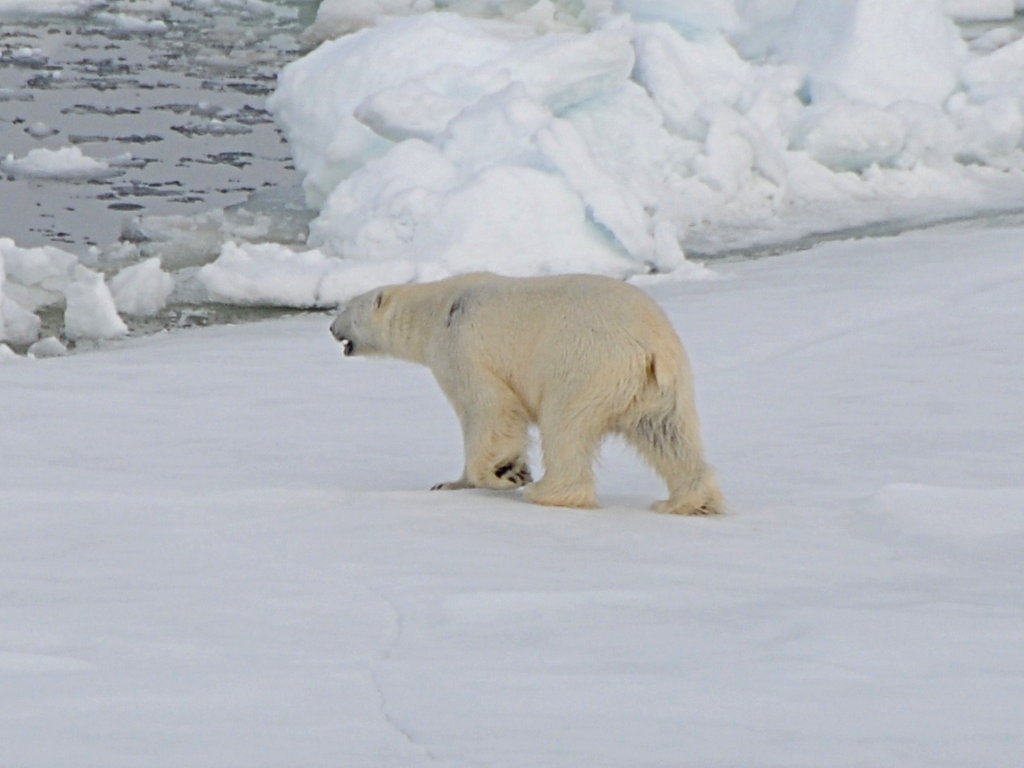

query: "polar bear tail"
left=623, top=351, right=724, bottom=516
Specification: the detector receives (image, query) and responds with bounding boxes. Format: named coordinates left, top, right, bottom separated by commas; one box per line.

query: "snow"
left=790, top=103, right=908, bottom=172
left=0, top=241, right=173, bottom=343
left=0, top=239, right=78, bottom=345
left=25, top=122, right=60, bottom=139
left=962, top=35, right=1024, bottom=97
left=780, top=0, right=967, bottom=108
left=0, top=288, right=40, bottom=345
left=1, top=2, right=1024, bottom=756
left=199, top=241, right=348, bottom=307
left=94, top=11, right=169, bottom=34
left=1, top=252, right=42, bottom=346
left=63, top=266, right=129, bottom=341
left=0, top=240, right=87, bottom=344
left=0, top=0, right=102, bottom=16
left=26, top=335, right=67, bottom=358
left=2, top=225, right=1023, bottom=766
left=945, top=0, right=1018, bottom=21
left=1, top=146, right=129, bottom=181
left=235, top=0, right=1024, bottom=305
left=109, top=257, right=174, bottom=317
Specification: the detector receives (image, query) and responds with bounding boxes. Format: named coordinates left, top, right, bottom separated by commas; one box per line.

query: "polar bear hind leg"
left=620, top=405, right=724, bottom=516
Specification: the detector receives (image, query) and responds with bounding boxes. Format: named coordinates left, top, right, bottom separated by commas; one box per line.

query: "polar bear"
left=330, top=272, right=723, bottom=516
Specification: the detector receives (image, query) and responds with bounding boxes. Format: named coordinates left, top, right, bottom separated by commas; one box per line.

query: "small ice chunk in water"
left=0, top=295, right=41, bottom=345
left=27, top=336, right=68, bottom=358
left=1, top=247, right=42, bottom=345
left=1, top=146, right=124, bottom=181
left=63, top=266, right=129, bottom=341
left=26, top=122, right=59, bottom=138
left=110, top=257, right=174, bottom=317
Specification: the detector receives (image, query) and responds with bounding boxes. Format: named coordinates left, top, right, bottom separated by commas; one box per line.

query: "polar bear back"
left=432, top=273, right=690, bottom=416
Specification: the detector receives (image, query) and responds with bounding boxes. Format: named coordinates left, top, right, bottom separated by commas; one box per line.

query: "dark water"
left=0, top=0, right=317, bottom=255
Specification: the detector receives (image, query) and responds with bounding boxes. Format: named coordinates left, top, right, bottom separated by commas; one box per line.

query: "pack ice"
left=188, top=0, right=1024, bottom=308
left=3, top=0, right=1024, bottom=342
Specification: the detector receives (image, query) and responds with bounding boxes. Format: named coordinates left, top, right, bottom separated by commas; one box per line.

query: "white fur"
left=330, top=272, right=723, bottom=515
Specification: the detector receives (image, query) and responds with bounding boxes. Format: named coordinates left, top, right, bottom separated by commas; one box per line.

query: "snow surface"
left=781, top=0, right=966, bottom=107
left=946, top=0, right=1021, bottom=21
left=2, top=225, right=1023, bottom=766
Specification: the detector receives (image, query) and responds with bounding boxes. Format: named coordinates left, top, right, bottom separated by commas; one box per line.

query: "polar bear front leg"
left=523, top=409, right=601, bottom=509
left=430, top=372, right=532, bottom=492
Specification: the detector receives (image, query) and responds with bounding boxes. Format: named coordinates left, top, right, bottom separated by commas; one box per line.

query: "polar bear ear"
left=373, top=292, right=383, bottom=309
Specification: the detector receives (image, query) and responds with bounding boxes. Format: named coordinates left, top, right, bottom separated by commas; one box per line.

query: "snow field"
left=2, top=226, right=1022, bottom=766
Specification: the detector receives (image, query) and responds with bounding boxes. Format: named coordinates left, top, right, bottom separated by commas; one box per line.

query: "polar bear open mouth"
left=338, top=337, right=354, bottom=356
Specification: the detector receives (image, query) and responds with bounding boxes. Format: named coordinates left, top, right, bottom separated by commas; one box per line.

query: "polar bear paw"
left=493, top=460, right=532, bottom=488
left=430, top=459, right=532, bottom=492
left=523, top=481, right=598, bottom=510
left=431, top=479, right=472, bottom=491
left=652, top=493, right=724, bottom=516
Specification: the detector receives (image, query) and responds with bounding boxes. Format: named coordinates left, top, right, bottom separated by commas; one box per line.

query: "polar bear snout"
left=329, top=315, right=355, bottom=356
left=330, top=331, right=354, bottom=356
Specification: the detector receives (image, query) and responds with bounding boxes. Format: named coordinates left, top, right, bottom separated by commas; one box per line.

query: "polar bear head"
left=329, top=273, right=496, bottom=365
left=329, top=287, right=392, bottom=357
